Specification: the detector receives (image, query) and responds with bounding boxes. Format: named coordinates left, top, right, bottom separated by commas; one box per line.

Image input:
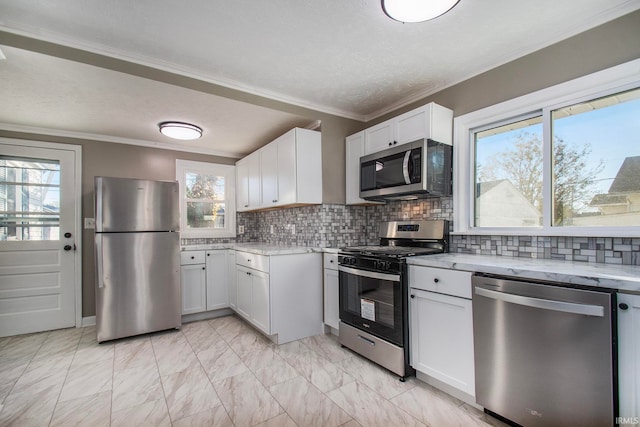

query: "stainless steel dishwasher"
left=472, top=273, right=617, bottom=427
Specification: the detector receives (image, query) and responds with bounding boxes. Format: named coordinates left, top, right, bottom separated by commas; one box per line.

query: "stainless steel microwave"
left=359, top=138, right=452, bottom=201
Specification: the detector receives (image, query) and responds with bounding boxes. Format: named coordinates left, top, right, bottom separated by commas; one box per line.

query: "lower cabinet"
left=408, top=265, right=475, bottom=397
left=180, top=249, right=233, bottom=315
left=181, top=263, right=207, bottom=314
left=235, top=251, right=323, bottom=344
left=618, top=292, right=640, bottom=419
left=323, top=253, right=339, bottom=330
left=236, top=264, right=271, bottom=335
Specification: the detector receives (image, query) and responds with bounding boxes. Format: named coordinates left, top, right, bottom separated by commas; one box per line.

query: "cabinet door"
left=395, top=105, right=429, bottom=145
left=227, top=251, right=237, bottom=310
left=364, top=120, right=394, bottom=154
left=251, top=270, right=271, bottom=334
left=181, top=264, right=206, bottom=314
left=277, top=130, right=297, bottom=205
left=260, top=143, right=279, bottom=207
left=236, top=159, right=250, bottom=211
left=236, top=266, right=252, bottom=319
left=205, top=251, right=228, bottom=311
left=323, top=268, right=340, bottom=330
left=247, top=153, right=261, bottom=209
left=410, top=288, right=475, bottom=396
left=346, top=132, right=367, bottom=205
left=618, top=293, right=640, bottom=418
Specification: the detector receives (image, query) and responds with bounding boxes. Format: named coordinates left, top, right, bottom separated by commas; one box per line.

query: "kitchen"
left=1, top=1, right=640, bottom=426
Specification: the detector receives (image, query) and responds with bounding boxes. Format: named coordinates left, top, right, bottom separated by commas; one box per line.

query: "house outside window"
left=176, top=160, right=236, bottom=238
left=454, top=59, right=640, bottom=237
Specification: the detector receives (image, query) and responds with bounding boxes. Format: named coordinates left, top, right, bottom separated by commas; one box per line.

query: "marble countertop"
left=407, top=253, right=640, bottom=294
left=181, top=243, right=325, bottom=256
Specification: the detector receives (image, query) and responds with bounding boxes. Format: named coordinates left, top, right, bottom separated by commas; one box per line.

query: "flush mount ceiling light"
left=382, top=0, right=460, bottom=23
left=158, top=121, right=202, bottom=140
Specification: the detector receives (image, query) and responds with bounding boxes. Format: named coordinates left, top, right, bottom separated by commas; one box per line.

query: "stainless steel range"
left=338, top=219, right=448, bottom=380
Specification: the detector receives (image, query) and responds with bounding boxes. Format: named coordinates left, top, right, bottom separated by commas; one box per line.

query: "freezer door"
left=95, top=231, right=181, bottom=342
left=95, top=176, right=179, bottom=232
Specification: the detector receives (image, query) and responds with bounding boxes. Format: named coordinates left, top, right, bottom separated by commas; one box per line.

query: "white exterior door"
left=0, top=140, right=80, bottom=337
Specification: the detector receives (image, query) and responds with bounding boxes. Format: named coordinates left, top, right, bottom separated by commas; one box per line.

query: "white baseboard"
left=81, top=316, right=96, bottom=327
left=181, top=308, right=233, bottom=324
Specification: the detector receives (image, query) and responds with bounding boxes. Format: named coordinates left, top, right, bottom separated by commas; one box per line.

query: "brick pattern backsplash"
left=182, top=196, right=640, bottom=265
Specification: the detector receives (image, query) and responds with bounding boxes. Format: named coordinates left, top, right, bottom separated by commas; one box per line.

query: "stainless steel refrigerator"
left=94, top=176, right=181, bottom=342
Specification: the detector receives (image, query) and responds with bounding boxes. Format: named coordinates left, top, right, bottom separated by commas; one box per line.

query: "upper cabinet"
left=346, top=102, right=453, bottom=205
left=236, top=153, right=261, bottom=212
left=362, top=102, right=453, bottom=156
left=237, top=128, right=322, bottom=212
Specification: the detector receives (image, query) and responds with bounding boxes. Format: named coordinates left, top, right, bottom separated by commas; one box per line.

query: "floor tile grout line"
left=149, top=329, right=177, bottom=425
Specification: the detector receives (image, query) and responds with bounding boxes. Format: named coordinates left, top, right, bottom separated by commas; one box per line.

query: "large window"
left=176, top=160, right=236, bottom=238
left=455, top=59, right=640, bottom=236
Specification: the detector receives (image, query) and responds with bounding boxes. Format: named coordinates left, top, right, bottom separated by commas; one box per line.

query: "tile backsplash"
left=182, top=196, right=640, bottom=265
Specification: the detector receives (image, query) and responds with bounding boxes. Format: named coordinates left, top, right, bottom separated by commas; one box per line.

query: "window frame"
left=454, top=58, right=640, bottom=237
left=176, top=159, right=236, bottom=238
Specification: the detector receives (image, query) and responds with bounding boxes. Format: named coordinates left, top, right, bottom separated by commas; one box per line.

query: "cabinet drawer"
left=323, top=253, right=338, bottom=271
left=236, top=251, right=269, bottom=273
left=408, top=266, right=472, bottom=299
left=181, top=251, right=205, bottom=265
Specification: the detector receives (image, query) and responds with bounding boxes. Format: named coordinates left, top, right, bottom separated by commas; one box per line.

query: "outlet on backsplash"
left=291, top=224, right=295, bottom=235
left=270, top=225, right=274, bottom=234
left=238, top=225, right=245, bottom=234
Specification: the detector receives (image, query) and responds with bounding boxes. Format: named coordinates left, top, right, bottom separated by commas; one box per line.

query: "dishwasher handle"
left=475, top=286, right=605, bottom=317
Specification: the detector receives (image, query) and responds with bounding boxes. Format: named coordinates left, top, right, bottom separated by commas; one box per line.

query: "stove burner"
left=340, top=245, right=442, bottom=258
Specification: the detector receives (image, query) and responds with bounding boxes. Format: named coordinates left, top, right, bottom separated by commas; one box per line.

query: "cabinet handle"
left=207, top=253, right=210, bottom=256
left=434, top=278, right=440, bottom=283
left=388, top=142, right=392, bottom=146
left=244, top=204, right=249, bottom=207
left=329, top=260, right=334, bottom=263
left=202, top=267, right=205, bottom=270
left=247, top=259, right=251, bottom=262
left=191, top=256, right=194, bottom=259
left=619, top=303, right=629, bottom=310
left=246, top=271, right=251, bottom=275
left=393, top=141, right=397, bottom=145
left=410, top=294, right=415, bottom=299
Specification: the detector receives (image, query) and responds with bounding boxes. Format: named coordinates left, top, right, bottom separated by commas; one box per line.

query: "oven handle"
left=339, top=265, right=400, bottom=282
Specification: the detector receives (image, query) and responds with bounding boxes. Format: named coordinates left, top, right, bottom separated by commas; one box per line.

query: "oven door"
left=338, top=265, right=403, bottom=346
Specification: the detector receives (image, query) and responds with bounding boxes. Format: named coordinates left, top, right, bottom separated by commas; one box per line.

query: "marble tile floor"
left=0, top=315, right=508, bottom=426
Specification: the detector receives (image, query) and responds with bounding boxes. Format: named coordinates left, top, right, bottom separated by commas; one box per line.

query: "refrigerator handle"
left=96, top=234, right=105, bottom=288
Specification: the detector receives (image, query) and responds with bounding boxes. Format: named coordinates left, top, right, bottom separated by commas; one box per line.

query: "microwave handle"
left=402, top=150, right=411, bottom=184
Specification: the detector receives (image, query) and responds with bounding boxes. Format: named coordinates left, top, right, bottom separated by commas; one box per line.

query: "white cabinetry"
left=236, top=154, right=261, bottom=212
left=235, top=251, right=323, bottom=343
left=618, top=292, right=640, bottom=419
left=408, top=265, right=475, bottom=397
left=364, top=120, right=395, bottom=154
left=205, top=250, right=230, bottom=311
left=181, top=250, right=232, bottom=315
left=361, top=102, right=453, bottom=156
left=259, top=128, right=322, bottom=209
left=345, top=131, right=375, bottom=205
left=323, top=252, right=339, bottom=331
left=180, top=251, right=206, bottom=315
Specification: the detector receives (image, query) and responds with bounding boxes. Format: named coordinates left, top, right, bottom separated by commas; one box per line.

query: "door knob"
left=64, top=245, right=73, bottom=251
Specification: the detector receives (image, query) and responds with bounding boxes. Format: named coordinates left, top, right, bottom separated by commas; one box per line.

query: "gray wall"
left=366, top=9, right=640, bottom=126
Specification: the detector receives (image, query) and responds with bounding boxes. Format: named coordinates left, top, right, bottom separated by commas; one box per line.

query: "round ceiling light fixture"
left=381, top=0, right=460, bottom=23
left=158, top=121, right=203, bottom=140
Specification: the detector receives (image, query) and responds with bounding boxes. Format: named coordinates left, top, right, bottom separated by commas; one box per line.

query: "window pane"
left=185, top=172, right=225, bottom=201
left=0, top=156, right=60, bottom=241
left=186, top=202, right=225, bottom=229
left=552, top=88, right=640, bottom=227
left=474, top=116, right=543, bottom=227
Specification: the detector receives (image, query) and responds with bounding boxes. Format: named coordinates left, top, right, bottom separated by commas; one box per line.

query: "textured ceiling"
left=0, top=0, right=638, bottom=156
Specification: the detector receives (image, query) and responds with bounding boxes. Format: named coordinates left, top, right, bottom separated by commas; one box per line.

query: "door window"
left=0, top=156, right=60, bottom=241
